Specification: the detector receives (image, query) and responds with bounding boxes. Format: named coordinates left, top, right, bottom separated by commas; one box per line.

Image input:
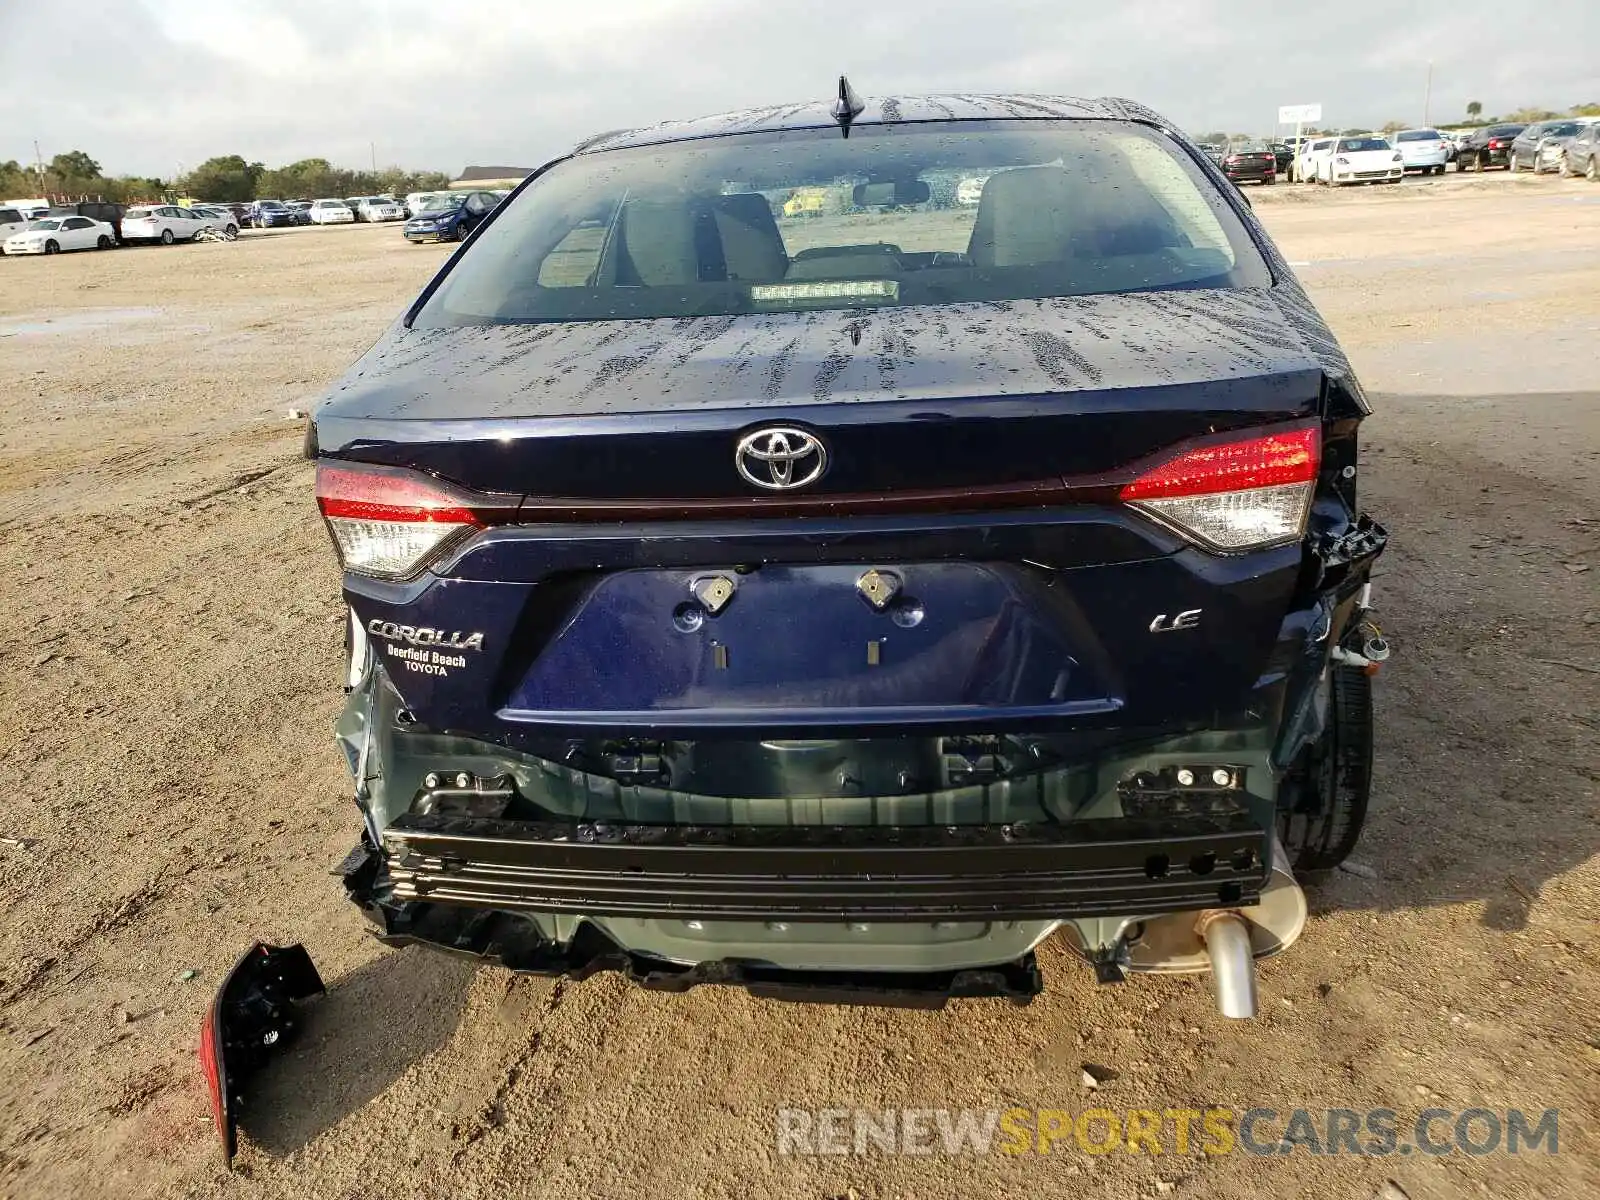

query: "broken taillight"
left=315, top=462, right=511, bottom=579
left=1119, top=425, right=1321, bottom=552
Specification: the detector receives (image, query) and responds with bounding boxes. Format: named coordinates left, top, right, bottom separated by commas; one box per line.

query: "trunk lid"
left=317, top=289, right=1322, bottom=499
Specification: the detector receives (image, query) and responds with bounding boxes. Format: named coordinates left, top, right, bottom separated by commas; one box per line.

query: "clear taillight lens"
left=315, top=463, right=501, bottom=579
left=1119, top=426, right=1321, bottom=552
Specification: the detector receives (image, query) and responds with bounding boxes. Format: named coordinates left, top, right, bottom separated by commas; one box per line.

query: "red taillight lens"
left=315, top=462, right=505, bottom=579
left=1120, top=426, right=1321, bottom=551
left=199, top=1008, right=230, bottom=1158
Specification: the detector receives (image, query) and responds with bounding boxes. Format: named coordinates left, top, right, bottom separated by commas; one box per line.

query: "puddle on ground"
left=0, top=307, right=164, bottom=337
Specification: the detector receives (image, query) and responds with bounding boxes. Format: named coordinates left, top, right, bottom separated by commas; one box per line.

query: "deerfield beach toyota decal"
left=367, top=619, right=484, bottom=677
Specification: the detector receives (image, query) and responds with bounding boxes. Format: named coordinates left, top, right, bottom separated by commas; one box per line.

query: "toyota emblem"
left=735, top=426, right=828, bottom=491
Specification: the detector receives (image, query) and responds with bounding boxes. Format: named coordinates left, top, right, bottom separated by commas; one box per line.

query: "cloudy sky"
left=2, top=0, right=1595, bottom=178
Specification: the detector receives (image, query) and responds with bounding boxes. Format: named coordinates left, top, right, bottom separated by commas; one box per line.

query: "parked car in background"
left=251, top=200, right=298, bottom=228
left=1455, top=124, right=1525, bottom=171
left=4, top=214, right=116, bottom=255
left=1269, top=142, right=1294, bottom=173
left=309, top=198, right=356, bottom=225
left=1564, top=122, right=1600, bottom=180
left=1391, top=129, right=1450, bottom=175
left=1221, top=140, right=1277, bottom=185
left=122, top=204, right=207, bottom=244
left=287, top=201, right=314, bottom=225
left=0, top=205, right=29, bottom=249
left=1317, top=136, right=1403, bottom=186
left=1511, top=119, right=1599, bottom=174
left=189, top=205, right=240, bottom=236
left=401, top=191, right=498, bottom=243
left=1197, top=142, right=1224, bottom=164
left=1507, top=120, right=1578, bottom=172
left=1290, top=136, right=1335, bottom=182
left=358, top=197, right=406, bottom=222
left=312, top=91, right=1386, bottom=1020
left=4, top=198, right=51, bottom=220
left=403, top=191, right=446, bottom=217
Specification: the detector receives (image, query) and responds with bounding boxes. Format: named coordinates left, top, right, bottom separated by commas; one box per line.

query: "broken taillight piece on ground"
left=201, top=942, right=324, bottom=1168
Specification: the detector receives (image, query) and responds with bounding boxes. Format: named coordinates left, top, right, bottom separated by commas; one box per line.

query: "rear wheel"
left=96, top=235, right=112, bottom=249
left=1589, top=155, right=1600, bottom=182
left=1277, top=667, right=1373, bottom=874
left=160, top=228, right=175, bottom=245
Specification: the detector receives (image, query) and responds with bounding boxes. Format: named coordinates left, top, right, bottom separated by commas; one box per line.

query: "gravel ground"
left=0, top=172, right=1595, bottom=1200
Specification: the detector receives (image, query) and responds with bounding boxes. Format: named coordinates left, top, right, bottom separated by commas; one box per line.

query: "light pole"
left=1423, top=61, right=1433, bottom=128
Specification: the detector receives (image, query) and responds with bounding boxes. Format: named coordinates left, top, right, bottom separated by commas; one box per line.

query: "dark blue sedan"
left=401, top=190, right=498, bottom=243
left=312, top=85, right=1387, bottom=1016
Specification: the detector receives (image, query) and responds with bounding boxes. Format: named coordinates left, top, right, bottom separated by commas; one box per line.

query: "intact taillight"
left=315, top=462, right=508, bottom=579
left=1119, top=426, right=1321, bottom=552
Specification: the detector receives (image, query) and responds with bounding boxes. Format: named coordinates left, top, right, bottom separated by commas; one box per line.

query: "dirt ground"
left=0, top=171, right=1595, bottom=1200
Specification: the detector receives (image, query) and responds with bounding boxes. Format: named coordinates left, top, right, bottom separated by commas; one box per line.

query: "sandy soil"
left=0, top=171, right=1595, bottom=1200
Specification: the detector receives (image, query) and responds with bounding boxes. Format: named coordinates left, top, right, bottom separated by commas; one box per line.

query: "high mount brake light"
left=1119, top=426, right=1321, bottom=552
left=315, top=463, right=508, bottom=579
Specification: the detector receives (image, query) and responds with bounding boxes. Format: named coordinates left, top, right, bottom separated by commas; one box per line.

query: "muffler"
left=1104, top=836, right=1309, bottom=1018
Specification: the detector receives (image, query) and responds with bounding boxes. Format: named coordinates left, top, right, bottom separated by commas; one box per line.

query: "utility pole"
left=371, top=141, right=377, bottom=174
left=33, top=139, right=45, bottom=191
left=1423, top=61, right=1433, bottom=128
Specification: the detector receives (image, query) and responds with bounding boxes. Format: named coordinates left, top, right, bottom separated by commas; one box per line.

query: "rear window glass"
left=1395, top=130, right=1440, bottom=141
left=415, top=120, right=1271, bottom=326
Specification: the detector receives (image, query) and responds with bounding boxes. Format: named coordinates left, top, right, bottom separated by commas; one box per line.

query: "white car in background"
left=1391, top=129, right=1450, bottom=175
left=1290, top=137, right=1336, bottom=182
left=404, top=191, right=450, bottom=217
left=358, top=197, right=405, bottom=222
left=0, top=204, right=30, bottom=249
left=308, top=199, right=356, bottom=225
left=4, top=214, right=116, bottom=255
left=1317, top=136, right=1404, bottom=185
left=122, top=205, right=209, bottom=244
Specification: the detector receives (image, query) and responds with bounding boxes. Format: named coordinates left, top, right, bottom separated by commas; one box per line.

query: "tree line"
left=0, top=151, right=453, bottom=205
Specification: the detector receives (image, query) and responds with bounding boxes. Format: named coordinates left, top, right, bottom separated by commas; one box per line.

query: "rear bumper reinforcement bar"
left=375, top=811, right=1271, bottom=922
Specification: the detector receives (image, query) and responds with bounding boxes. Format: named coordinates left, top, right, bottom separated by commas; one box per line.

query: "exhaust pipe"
left=1063, top=836, right=1309, bottom=1017
left=1196, top=910, right=1259, bottom=1019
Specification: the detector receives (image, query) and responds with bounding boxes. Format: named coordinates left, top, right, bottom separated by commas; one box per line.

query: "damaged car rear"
left=313, top=89, right=1387, bottom=1016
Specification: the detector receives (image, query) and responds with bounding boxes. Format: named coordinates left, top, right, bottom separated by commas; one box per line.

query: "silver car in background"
left=1392, top=128, right=1450, bottom=175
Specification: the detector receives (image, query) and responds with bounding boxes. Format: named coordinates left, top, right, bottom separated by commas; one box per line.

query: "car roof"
left=574, top=93, right=1157, bottom=154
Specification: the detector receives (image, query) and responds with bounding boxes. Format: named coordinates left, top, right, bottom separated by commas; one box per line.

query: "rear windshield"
left=1395, top=130, right=1440, bottom=141
left=1487, top=125, right=1525, bottom=136
left=415, top=120, right=1271, bottom=326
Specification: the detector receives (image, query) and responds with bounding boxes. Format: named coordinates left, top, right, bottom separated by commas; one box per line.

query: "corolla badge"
left=735, top=426, right=828, bottom=491
left=367, top=619, right=484, bottom=652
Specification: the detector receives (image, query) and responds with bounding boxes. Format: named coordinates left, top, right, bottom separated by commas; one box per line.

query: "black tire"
left=160, top=228, right=175, bottom=245
left=96, top=235, right=112, bottom=249
left=1277, top=666, right=1373, bottom=874
left=44, top=240, right=59, bottom=255
left=1589, top=156, right=1600, bottom=182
